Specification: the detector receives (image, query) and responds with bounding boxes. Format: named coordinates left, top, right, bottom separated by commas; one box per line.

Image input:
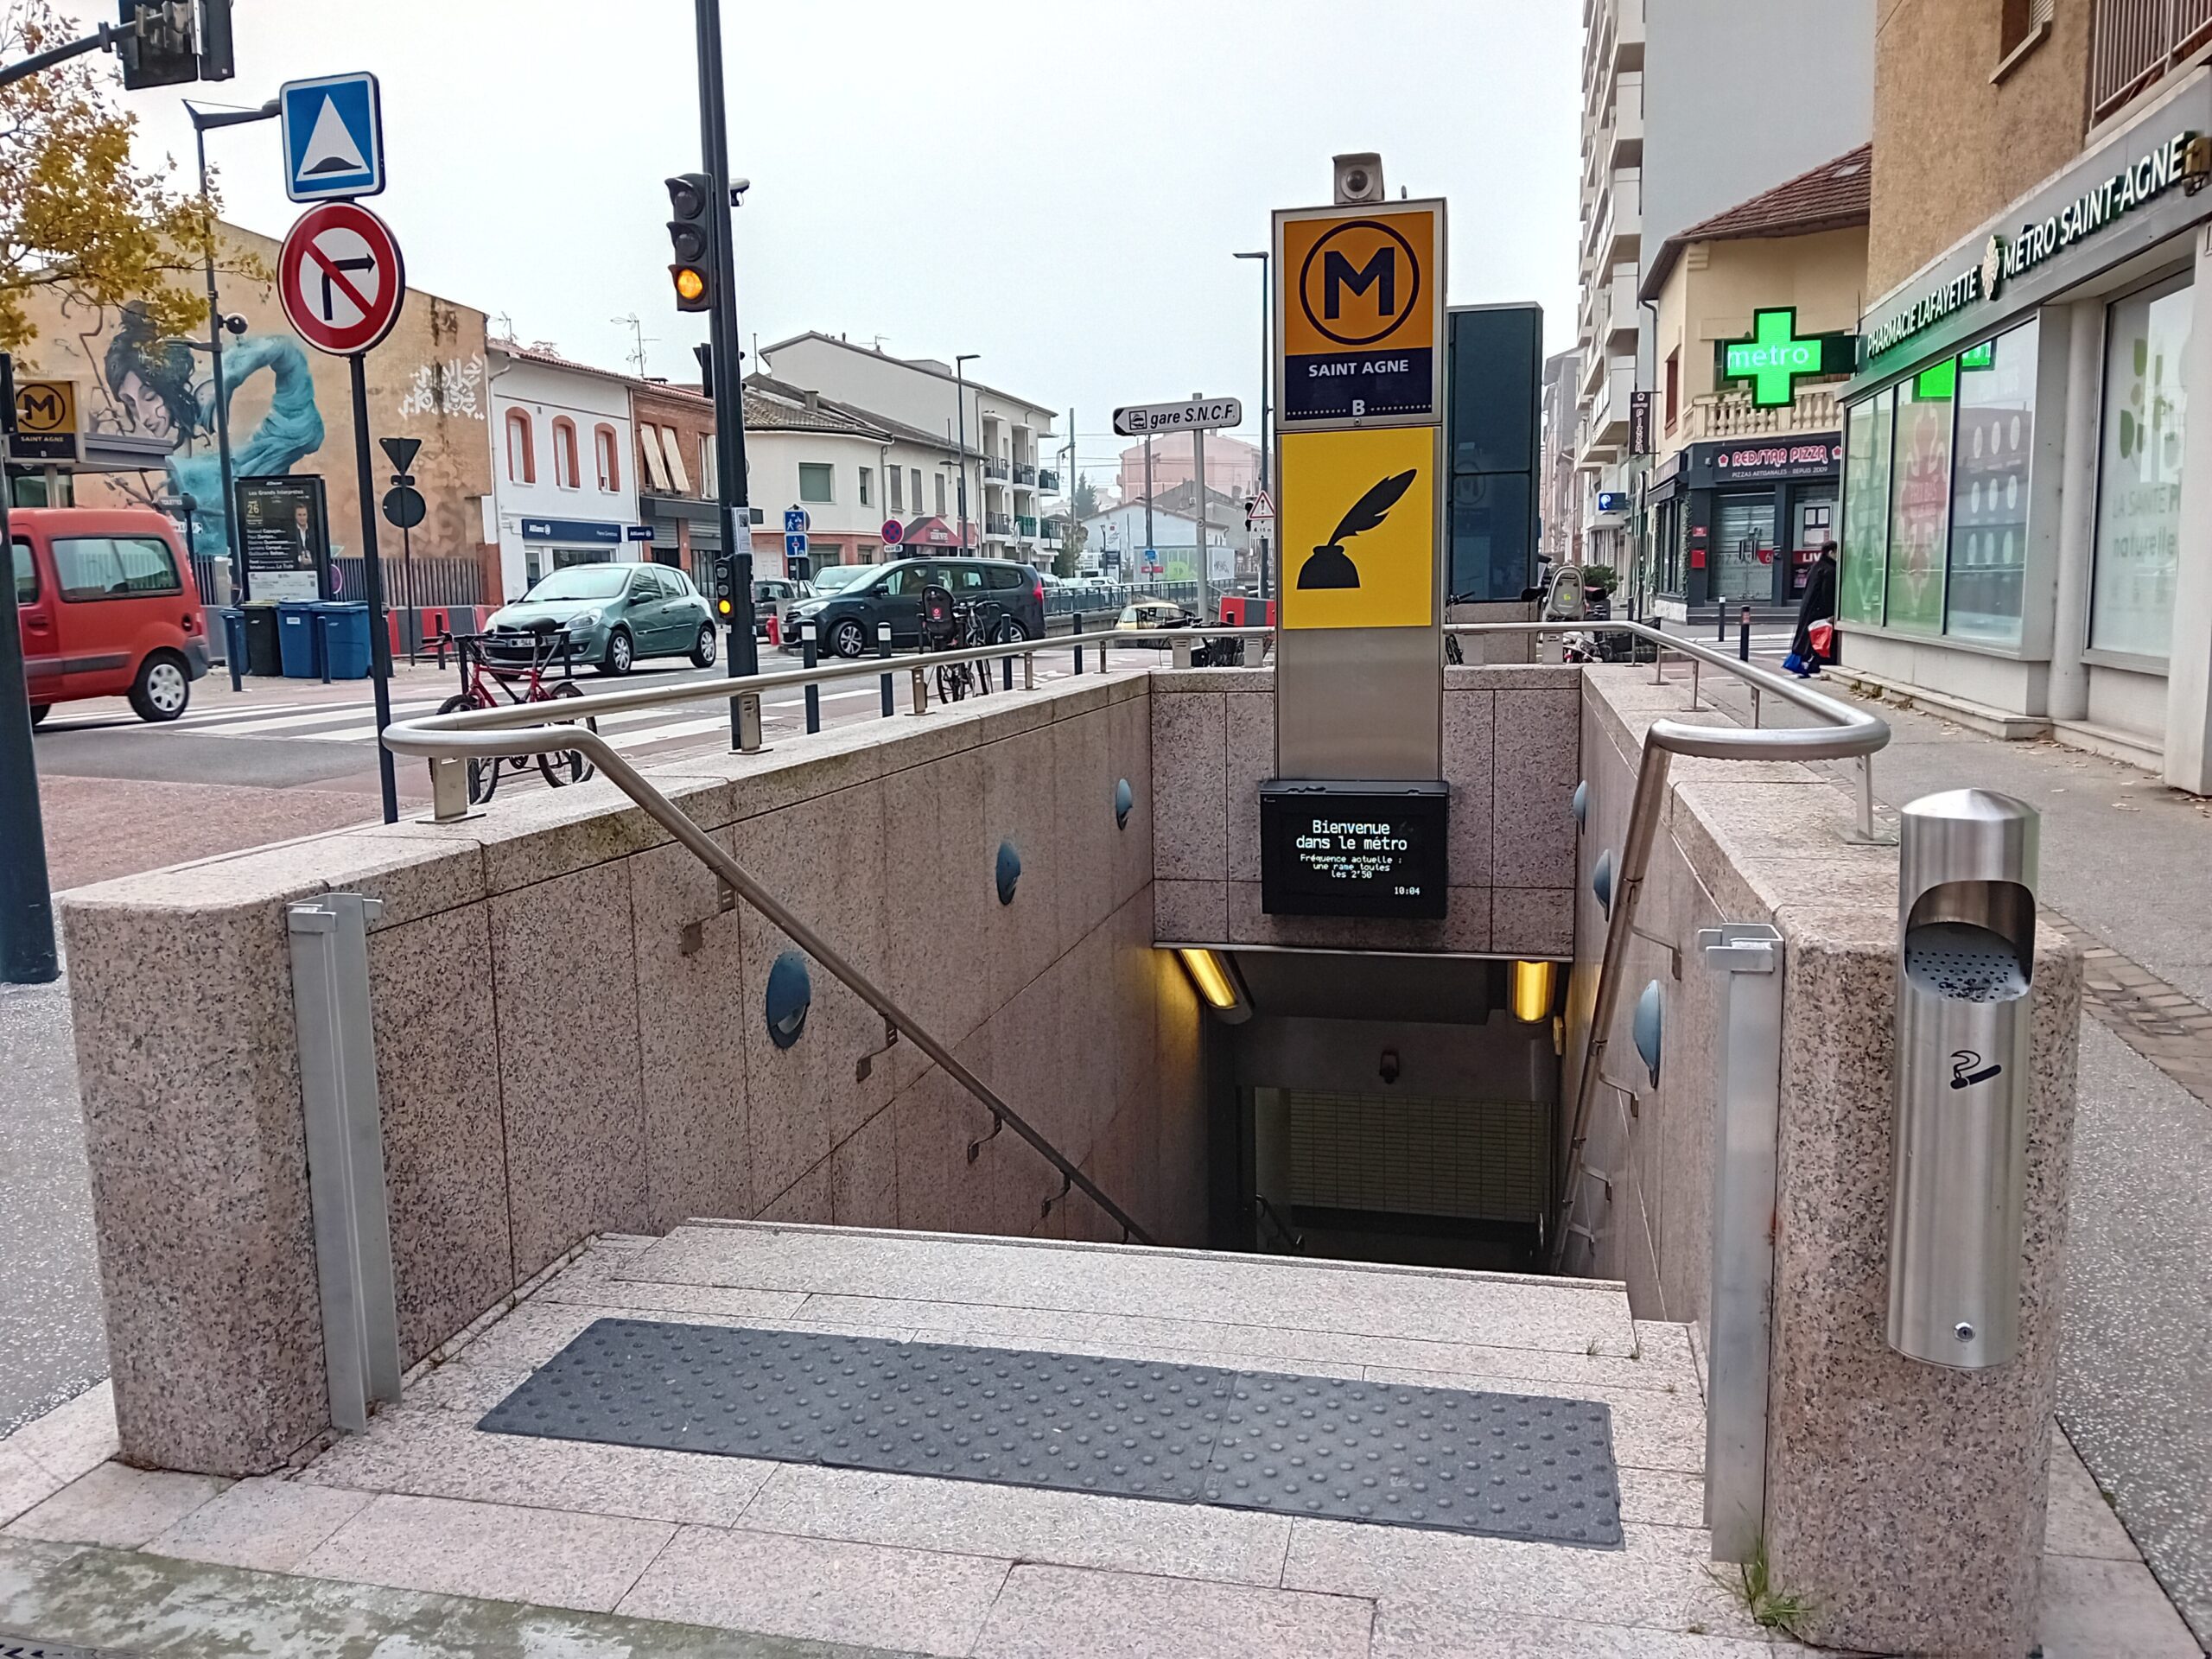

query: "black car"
left=781, top=556, right=1046, bottom=658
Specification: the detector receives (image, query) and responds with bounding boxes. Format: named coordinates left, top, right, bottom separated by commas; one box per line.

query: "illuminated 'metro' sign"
left=1717, top=308, right=1858, bottom=406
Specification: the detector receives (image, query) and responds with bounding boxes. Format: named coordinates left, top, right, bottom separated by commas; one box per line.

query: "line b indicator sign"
left=279, top=202, right=407, bottom=358
left=1275, top=200, right=1444, bottom=429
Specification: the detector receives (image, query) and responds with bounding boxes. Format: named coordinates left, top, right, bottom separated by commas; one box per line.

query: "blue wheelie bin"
left=316, top=602, right=373, bottom=679
left=276, top=601, right=323, bottom=677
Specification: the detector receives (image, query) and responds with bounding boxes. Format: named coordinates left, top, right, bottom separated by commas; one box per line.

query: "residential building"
left=1539, top=349, right=1582, bottom=568
left=486, top=340, right=643, bottom=597
left=1641, top=148, right=1868, bottom=617
left=1079, top=498, right=1231, bottom=584
left=1574, top=0, right=1872, bottom=581
left=1840, top=1, right=2212, bottom=796
left=1116, top=429, right=1261, bottom=504
left=757, top=334, right=1061, bottom=564
left=629, top=378, right=721, bottom=582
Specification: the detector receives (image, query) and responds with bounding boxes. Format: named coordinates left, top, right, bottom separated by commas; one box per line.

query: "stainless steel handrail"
left=1442, top=620, right=1889, bottom=1271
left=383, top=626, right=1269, bottom=1251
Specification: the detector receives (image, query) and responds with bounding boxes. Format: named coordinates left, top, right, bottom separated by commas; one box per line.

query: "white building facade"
left=758, top=334, right=1062, bottom=566
left=485, top=342, right=645, bottom=599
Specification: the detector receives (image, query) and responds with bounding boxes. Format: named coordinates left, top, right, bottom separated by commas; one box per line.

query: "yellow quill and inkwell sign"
left=1278, top=425, right=1436, bottom=631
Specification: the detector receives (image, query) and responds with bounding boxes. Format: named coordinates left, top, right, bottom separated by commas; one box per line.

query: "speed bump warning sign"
left=1276, top=200, right=1442, bottom=429
left=1279, top=425, right=1437, bottom=631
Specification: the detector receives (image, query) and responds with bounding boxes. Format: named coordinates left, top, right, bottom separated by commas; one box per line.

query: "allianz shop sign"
left=1866, top=127, right=2204, bottom=362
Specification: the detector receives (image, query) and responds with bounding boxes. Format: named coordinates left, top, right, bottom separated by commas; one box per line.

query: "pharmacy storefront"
left=1841, top=73, right=2212, bottom=791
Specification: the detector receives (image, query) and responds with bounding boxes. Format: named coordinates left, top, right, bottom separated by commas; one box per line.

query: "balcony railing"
left=1015, top=515, right=1039, bottom=537
left=1678, top=386, right=1841, bottom=442
left=1036, top=467, right=1060, bottom=493
left=2092, top=0, right=2212, bottom=123
left=1014, top=463, right=1038, bottom=486
left=984, top=458, right=1010, bottom=481
left=986, top=512, right=1014, bottom=536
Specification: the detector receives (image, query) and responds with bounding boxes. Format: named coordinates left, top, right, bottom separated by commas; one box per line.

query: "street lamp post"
left=954, top=353, right=978, bottom=551
left=1233, top=250, right=1271, bottom=600
left=188, top=98, right=279, bottom=674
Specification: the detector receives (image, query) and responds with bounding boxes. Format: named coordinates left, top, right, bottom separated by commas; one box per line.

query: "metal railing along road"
left=382, top=618, right=1885, bottom=1274
left=1440, top=620, right=1889, bottom=1272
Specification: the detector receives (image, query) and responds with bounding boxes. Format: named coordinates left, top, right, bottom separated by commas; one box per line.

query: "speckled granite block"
left=487, top=862, right=649, bottom=1280
left=981, top=722, right=1064, bottom=1008
left=1154, top=879, right=1229, bottom=944
left=1492, top=688, right=1580, bottom=888
left=1150, top=693, right=1227, bottom=881
left=1489, top=888, right=1572, bottom=957
left=1440, top=689, right=1496, bottom=889
left=1224, top=691, right=1274, bottom=884
left=1107, top=694, right=1154, bottom=912
left=59, top=897, right=324, bottom=1477
left=1052, top=709, right=1117, bottom=952
left=1763, top=911, right=2082, bottom=1659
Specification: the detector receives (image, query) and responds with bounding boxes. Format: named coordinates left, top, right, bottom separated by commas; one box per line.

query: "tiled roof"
left=1640, top=144, right=1871, bottom=299
left=741, top=379, right=891, bottom=439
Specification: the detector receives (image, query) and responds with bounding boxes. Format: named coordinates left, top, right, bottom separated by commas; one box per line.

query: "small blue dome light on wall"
left=1114, top=778, right=1134, bottom=830
left=995, top=840, right=1022, bottom=906
left=1592, top=849, right=1614, bottom=918
left=1573, top=780, right=1588, bottom=827
left=765, top=950, right=811, bottom=1050
left=1634, top=979, right=1664, bottom=1086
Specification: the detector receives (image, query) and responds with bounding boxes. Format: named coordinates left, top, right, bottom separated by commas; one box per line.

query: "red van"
left=13, top=507, right=210, bottom=724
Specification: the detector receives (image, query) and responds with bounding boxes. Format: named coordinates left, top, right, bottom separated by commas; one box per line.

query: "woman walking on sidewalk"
left=1787, top=540, right=1838, bottom=677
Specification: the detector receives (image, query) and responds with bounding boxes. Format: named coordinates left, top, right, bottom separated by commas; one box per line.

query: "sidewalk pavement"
left=1688, top=664, right=2212, bottom=1650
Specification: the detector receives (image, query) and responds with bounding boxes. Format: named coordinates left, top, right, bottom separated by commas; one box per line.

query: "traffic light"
left=694, top=341, right=713, bottom=402
left=116, top=0, right=233, bottom=90
left=665, top=173, right=715, bottom=315
left=712, top=552, right=735, bottom=620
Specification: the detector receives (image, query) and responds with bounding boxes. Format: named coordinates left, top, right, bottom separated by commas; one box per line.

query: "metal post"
left=1142, top=435, right=1154, bottom=585
left=1717, top=601, right=1727, bottom=643
left=0, top=401, right=57, bottom=984
left=801, top=619, right=819, bottom=733
left=1697, top=923, right=1783, bottom=1564
left=907, top=664, right=928, bottom=715
left=1689, top=657, right=1700, bottom=712
left=696, top=0, right=755, bottom=753
left=877, top=620, right=893, bottom=716
left=287, top=893, right=403, bottom=1434
left=1071, top=609, right=1084, bottom=674
left=955, top=354, right=976, bottom=553
left=1022, top=651, right=1035, bottom=690
left=346, top=356, right=399, bottom=824
left=736, top=691, right=762, bottom=752
left=1651, top=614, right=1665, bottom=683
left=1738, top=603, right=1751, bottom=662
left=1001, top=652, right=1013, bottom=691
left=1258, top=254, right=1272, bottom=603
left=318, top=611, right=332, bottom=684
left=1193, top=407, right=1211, bottom=626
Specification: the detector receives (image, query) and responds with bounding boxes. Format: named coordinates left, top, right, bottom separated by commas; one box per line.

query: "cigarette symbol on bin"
left=1949, top=1049, right=2003, bottom=1090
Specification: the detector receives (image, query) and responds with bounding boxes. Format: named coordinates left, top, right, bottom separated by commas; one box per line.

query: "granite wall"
left=1567, top=666, right=2083, bottom=1659
left=60, top=673, right=1202, bottom=1478
left=1148, top=664, right=1579, bottom=956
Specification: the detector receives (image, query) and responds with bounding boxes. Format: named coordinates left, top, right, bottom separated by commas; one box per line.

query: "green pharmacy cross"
left=1718, top=308, right=1856, bottom=407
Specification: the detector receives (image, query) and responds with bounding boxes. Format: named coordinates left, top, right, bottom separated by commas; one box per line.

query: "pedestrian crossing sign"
left=280, top=73, right=385, bottom=203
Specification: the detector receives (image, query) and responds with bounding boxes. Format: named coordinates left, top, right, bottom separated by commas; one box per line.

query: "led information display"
left=1259, top=779, right=1449, bottom=918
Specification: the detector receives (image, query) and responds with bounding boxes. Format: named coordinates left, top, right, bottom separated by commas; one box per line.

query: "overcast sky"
left=59, top=0, right=1580, bottom=486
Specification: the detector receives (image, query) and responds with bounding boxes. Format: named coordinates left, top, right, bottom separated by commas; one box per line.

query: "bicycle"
left=920, top=588, right=1003, bottom=705
left=435, top=626, right=598, bottom=804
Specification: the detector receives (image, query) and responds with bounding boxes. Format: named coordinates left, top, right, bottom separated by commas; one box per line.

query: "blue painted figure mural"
left=95, top=301, right=326, bottom=561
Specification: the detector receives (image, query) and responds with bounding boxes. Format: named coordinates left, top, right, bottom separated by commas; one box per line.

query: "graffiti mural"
left=397, top=352, right=486, bottom=423
left=87, top=299, right=327, bottom=561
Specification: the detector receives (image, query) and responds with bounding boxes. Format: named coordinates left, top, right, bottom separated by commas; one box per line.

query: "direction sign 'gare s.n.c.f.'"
left=278, top=201, right=407, bottom=358
left=1274, top=200, right=1445, bottom=429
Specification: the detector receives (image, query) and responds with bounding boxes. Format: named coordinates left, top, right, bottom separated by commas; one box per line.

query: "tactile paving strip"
left=479, top=1319, right=1623, bottom=1548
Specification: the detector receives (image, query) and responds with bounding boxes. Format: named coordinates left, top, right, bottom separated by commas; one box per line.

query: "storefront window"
left=2091, top=274, right=2190, bottom=658
left=1885, top=367, right=1954, bottom=634
left=1840, top=388, right=1892, bottom=626
left=1947, top=321, right=2036, bottom=645
left=1713, top=493, right=1776, bottom=601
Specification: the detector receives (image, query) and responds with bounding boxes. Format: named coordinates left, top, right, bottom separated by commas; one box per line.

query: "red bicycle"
left=435, top=626, right=597, bottom=804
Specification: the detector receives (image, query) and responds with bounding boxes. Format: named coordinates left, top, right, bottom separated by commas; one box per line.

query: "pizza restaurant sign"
left=1867, top=128, right=2201, bottom=359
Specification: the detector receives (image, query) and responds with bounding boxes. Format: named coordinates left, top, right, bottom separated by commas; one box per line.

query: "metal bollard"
left=1023, top=652, right=1035, bottom=690
left=878, top=621, right=893, bottom=716
left=1650, top=614, right=1665, bottom=683
left=907, top=665, right=928, bottom=715
left=1717, top=603, right=1728, bottom=643
left=1071, top=611, right=1084, bottom=674
left=318, top=613, right=332, bottom=685
left=1738, top=604, right=1751, bottom=663
left=801, top=620, right=820, bottom=734
left=736, top=692, right=763, bottom=753
left=1001, top=651, right=1014, bottom=692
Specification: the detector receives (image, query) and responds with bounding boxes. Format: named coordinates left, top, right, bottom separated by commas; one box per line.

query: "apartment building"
left=1116, top=430, right=1262, bottom=505
left=1573, top=0, right=1872, bottom=575
left=1641, top=149, right=1868, bottom=617
left=1539, top=350, right=1581, bottom=567
left=486, top=340, right=643, bottom=598
left=1840, top=1, right=2212, bottom=798
left=757, top=334, right=1062, bottom=565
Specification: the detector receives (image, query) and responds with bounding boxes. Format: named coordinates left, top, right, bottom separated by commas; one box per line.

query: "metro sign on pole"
left=1110, top=397, right=1243, bottom=437
left=279, top=202, right=406, bottom=357
left=1274, top=199, right=1445, bottom=429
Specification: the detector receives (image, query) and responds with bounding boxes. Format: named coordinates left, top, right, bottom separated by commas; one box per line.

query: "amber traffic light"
left=664, top=172, right=715, bottom=315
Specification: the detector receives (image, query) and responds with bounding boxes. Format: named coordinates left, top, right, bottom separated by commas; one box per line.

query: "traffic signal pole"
left=0, top=368, right=59, bottom=984
left=693, top=0, right=756, bottom=752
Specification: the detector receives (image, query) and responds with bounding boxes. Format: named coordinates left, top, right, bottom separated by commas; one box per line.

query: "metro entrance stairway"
left=1, top=1224, right=1764, bottom=1656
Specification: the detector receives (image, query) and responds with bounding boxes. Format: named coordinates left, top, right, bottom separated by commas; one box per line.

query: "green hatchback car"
left=483, top=562, right=717, bottom=675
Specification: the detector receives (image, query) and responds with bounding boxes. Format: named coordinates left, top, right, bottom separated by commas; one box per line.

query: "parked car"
left=483, top=561, right=715, bottom=675
left=1116, top=598, right=1196, bottom=632
left=809, top=564, right=873, bottom=596
left=781, top=556, right=1046, bottom=657
left=750, top=575, right=811, bottom=639
left=15, top=506, right=210, bottom=724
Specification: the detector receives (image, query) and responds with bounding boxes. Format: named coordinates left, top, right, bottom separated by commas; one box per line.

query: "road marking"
left=188, top=697, right=448, bottom=737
